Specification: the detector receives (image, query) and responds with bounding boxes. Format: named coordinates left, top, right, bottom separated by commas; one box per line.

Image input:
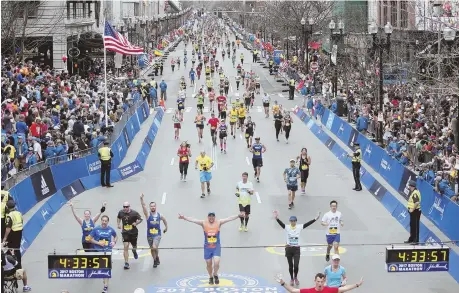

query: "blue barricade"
left=304, top=107, right=459, bottom=244
left=19, top=108, right=164, bottom=256
left=294, top=107, right=459, bottom=282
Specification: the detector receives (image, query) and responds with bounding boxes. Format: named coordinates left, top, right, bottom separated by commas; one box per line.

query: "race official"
left=348, top=143, right=362, bottom=191
left=2, top=201, right=23, bottom=266
left=405, top=180, right=421, bottom=244
left=1, top=186, right=11, bottom=238
left=98, top=141, right=114, bottom=187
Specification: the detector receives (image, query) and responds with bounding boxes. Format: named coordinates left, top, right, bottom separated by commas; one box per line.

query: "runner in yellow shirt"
left=229, top=106, right=238, bottom=138
left=195, top=151, right=214, bottom=198
left=238, top=106, right=246, bottom=132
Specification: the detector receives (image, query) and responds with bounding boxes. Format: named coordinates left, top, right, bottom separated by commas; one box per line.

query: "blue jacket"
left=26, top=153, right=37, bottom=168
left=331, top=102, right=338, bottom=114
left=54, top=144, right=67, bottom=156
left=356, top=116, right=368, bottom=132
left=160, top=81, right=167, bottom=92
left=44, top=146, right=57, bottom=159
left=149, top=87, right=157, bottom=99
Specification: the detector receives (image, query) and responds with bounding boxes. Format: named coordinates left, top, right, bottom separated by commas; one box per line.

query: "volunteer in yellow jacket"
left=98, top=141, right=114, bottom=187
left=1, top=186, right=10, bottom=239
left=2, top=201, right=23, bottom=266
left=195, top=151, right=214, bottom=198
left=405, top=180, right=421, bottom=244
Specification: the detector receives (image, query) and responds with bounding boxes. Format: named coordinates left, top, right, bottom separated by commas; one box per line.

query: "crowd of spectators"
left=0, top=58, right=146, bottom=182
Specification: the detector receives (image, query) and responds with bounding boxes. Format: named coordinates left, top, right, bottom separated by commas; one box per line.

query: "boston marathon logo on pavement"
left=146, top=273, right=281, bottom=293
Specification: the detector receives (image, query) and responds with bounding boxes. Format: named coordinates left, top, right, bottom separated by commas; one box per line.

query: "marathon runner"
left=194, top=110, right=206, bottom=143
left=324, top=254, right=347, bottom=288
left=229, top=106, right=238, bottom=138
left=195, top=150, right=214, bottom=198
left=218, top=119, right=228, bottom=153
left=262, top=93, right=271, bottom=118
left=140, top=194, right=168, bottom=268
left=283, top=159, right=301, bottom=209
left=88, top=215, right=117, bottom=293
left=273, top=210, right=320, bottom=287
left=275, top=272, right=363, bottom=293
left=283, top=111, right=293, bottom=144
left=177, top=212, right=242, bottom=285
left=69, top=201, right=107, bottom=252
left=297, top=148, right=311, bottom=194
left=244, top=116, right=256, bottom=148
left=250, top=137, right=267, bottom=182
left=208, top=112, right=220, bottom=146
left=236, top=172, right=254, bottom=232
left=173, top=110, right=183, bottom=140
left=321, top=200, right=344, bottom=262
left=117, top=203, right=142, bottom=269
left=177, top=141, right=192, bottom=181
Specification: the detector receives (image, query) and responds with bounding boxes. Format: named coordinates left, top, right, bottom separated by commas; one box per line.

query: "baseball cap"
left=208, top=212, right=216, bottom=216
left=289, top=158, right=295, bottom=162
left=331, top=254, right=341, bottom=260
left=409, top=180, right=416, bottom=187
left=289, top=216, right=297, bottom=221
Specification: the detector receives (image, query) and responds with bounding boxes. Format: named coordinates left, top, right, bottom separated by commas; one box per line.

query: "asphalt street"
left=22, top=31, right=458, bottom=293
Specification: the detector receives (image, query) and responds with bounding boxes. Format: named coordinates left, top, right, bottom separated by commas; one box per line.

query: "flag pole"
left=103, top=17, right=109, bottom=128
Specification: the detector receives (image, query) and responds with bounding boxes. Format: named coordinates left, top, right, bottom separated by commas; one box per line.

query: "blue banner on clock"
left=387, top=262, right=448, bottom=273
left=48, top=268, right=112, bottom=279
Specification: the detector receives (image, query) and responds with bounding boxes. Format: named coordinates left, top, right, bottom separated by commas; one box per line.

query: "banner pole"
left=103, top=17, right=109, bottom=128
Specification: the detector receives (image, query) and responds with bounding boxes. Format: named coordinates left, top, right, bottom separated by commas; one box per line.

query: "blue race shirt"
left=82, top=219, right=95, bottom=243
left=324, top=265, right=346, bottom=288
left=252, top=144, right=263, bottom=159
left=147, top=212, right=162, bottom=238
left=89, top=226, right=117, bottom=251
left=284, top=167, right=300, bottom=186
left=177, top=98, right=185, bottom=108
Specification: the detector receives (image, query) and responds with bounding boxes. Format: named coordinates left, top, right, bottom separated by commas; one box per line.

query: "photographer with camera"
left=195, top=150, right=214, bottom=198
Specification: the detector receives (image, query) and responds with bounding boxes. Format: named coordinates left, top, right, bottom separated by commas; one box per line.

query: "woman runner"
left=194, top=110, right=206, bottom=143
left=273, top=108, right=283, bottom=142
left=218, top=119, right=228, bottom=154
left=283, top=111, right=293, bottom=144
left=262, top=93, right=271, bottom=118
left=177, top=141, right=192, bottom=181
left=297, top=148, right=311, bottom=194
left=173, top=110, right=183, bottom=140
left=69, top=201, right=107, bottom=252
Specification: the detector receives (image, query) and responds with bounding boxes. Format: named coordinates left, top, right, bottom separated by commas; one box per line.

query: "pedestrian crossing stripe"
left=165, top=106, right=264, bottom=114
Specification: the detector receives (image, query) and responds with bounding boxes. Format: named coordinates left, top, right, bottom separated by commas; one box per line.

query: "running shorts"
left=200, top=171, right=212, bottom=183
left=326, top=234, right=341, bottom=244
left=285, top=246, right=301, bottom=258
left=239, top=204, right=251, bottom=215
left=252, top=158, right=263, bottom=168
left=147, top=236, right=162, bottom=248
left=287, top=185, right=298, bottom=192
left=122, top=233, right=138, bottom=247
left=204, top=246, right=221, bottom=260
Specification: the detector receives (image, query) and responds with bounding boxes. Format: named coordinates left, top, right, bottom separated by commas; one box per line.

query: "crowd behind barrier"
left=293, top=106, right=459, bottom=282
left=13, top=104, right=164, bottom=258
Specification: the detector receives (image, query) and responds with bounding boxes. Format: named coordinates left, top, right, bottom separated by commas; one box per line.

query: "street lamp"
left=329, top=19, right=345, bottom=98
left=443, top=26, right=457, bottom=41
left=369, top=21, right=392, bottom=144
left=301, top=17, right=314, bottom=74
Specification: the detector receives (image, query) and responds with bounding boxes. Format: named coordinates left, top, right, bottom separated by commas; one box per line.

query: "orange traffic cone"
left=159, top=99, right=166, bottom=110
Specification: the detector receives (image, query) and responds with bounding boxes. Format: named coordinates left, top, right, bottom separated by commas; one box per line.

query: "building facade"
left=1, top=0, right=182, bottom=71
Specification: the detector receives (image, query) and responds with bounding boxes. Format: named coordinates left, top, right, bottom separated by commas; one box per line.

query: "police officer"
left=1, top=186, right=10, bottom=239
left=289, top=79, right=295, bottom=100
left=2, top=200, right=23, bottom=266
left=348, top=143, right=362, bottom=191
left=405, top=180, right=421, bottom=244
left=98, top=141, right=114, bottom=187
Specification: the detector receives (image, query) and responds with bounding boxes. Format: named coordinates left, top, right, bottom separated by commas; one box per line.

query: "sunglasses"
left=123, top=206, right=130, bottom=208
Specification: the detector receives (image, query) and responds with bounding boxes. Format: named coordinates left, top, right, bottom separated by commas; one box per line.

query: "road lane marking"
left=246, top=157, right=250, bottom=166
left=185, top=107, right=192, bottom=112
left=142, top=255, right=152, bottom=271
left=240, top=133, right=243, bottom=140
left=194, top=82, right=197, bottom=93
left=161, top=192, right=167, bottom=205
left=170, top=158, right=175, bottom=165
left=255, top=192, right=261, bottom=203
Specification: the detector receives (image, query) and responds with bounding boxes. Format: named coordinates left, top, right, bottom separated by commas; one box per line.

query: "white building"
left=1, top=0, right=182, bottom=71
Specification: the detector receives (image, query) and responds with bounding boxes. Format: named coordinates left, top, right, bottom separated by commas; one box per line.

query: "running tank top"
left=219, top=124, right=227, bottom=133
left=147, top=212, right=161, bottom=237
left=178, top=148, right=189, bottom=163
left=252, top=144, right=263, bottom=159
left=300, top=155, right=309, bottom=171
left=82, top=219, right=95, bottom=243
left=246, top=121, right=254, bottom=132
left=203, top=221, right=220, bottom=249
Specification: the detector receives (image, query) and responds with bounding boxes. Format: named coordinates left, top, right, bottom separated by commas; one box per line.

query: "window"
left=134, top=3, right=140, bottom=16
left=390, top=1, right=397, bottom=27
left=400, top=1, right=408, bottom=28
left=383, top=1, right=388, bottom=25
left=18, top=1, right=39, bottom=19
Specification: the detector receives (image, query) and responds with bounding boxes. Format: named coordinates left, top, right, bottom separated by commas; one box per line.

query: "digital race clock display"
left=48, top=254, right=112, bottom=279
left=386, top=247, right=449, bottom=263
left=385, top=246, right=450, bottom=273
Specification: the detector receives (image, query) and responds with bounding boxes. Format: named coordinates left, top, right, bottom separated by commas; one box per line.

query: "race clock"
left=386, top=246, right=449, bottom=273
left=48, top=254, right=112, bottom=279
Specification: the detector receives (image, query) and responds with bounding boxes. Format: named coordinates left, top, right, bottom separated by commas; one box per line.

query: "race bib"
left=254, top=151, right=260, bottom=156
left=124, top=225, right=133, bottom=231
left=211, top=126, right=216, bottom=130
left=289, top=177, right=297, bottom=183
left=328, top=227, right=338, bottom=235
left=181, top=156, right=188, bottom=162
left=301, top=165, right=308, bottom=170
left=245, top=133, right=249, bottom=138
left=179, top=103, right=183, bottom=107
left=99, top=239, right=108, bottom=246
left=85, top=235, right=91, bottom=241
left=288, top=237, right=299, bottom=246
left=285, top=123, right=290, bottom=126
left=150, top=228, right=159, bottom=235
left=207, top=235, right=217, bottom=243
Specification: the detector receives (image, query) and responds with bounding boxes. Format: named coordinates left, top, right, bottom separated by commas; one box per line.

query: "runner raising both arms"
left=178, top=212, right=242, bottom=285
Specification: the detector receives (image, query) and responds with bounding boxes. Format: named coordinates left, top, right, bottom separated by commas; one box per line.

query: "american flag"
left=104, top=21, right=143, bottom=55
left=144, top=52, right=154, bottom=67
